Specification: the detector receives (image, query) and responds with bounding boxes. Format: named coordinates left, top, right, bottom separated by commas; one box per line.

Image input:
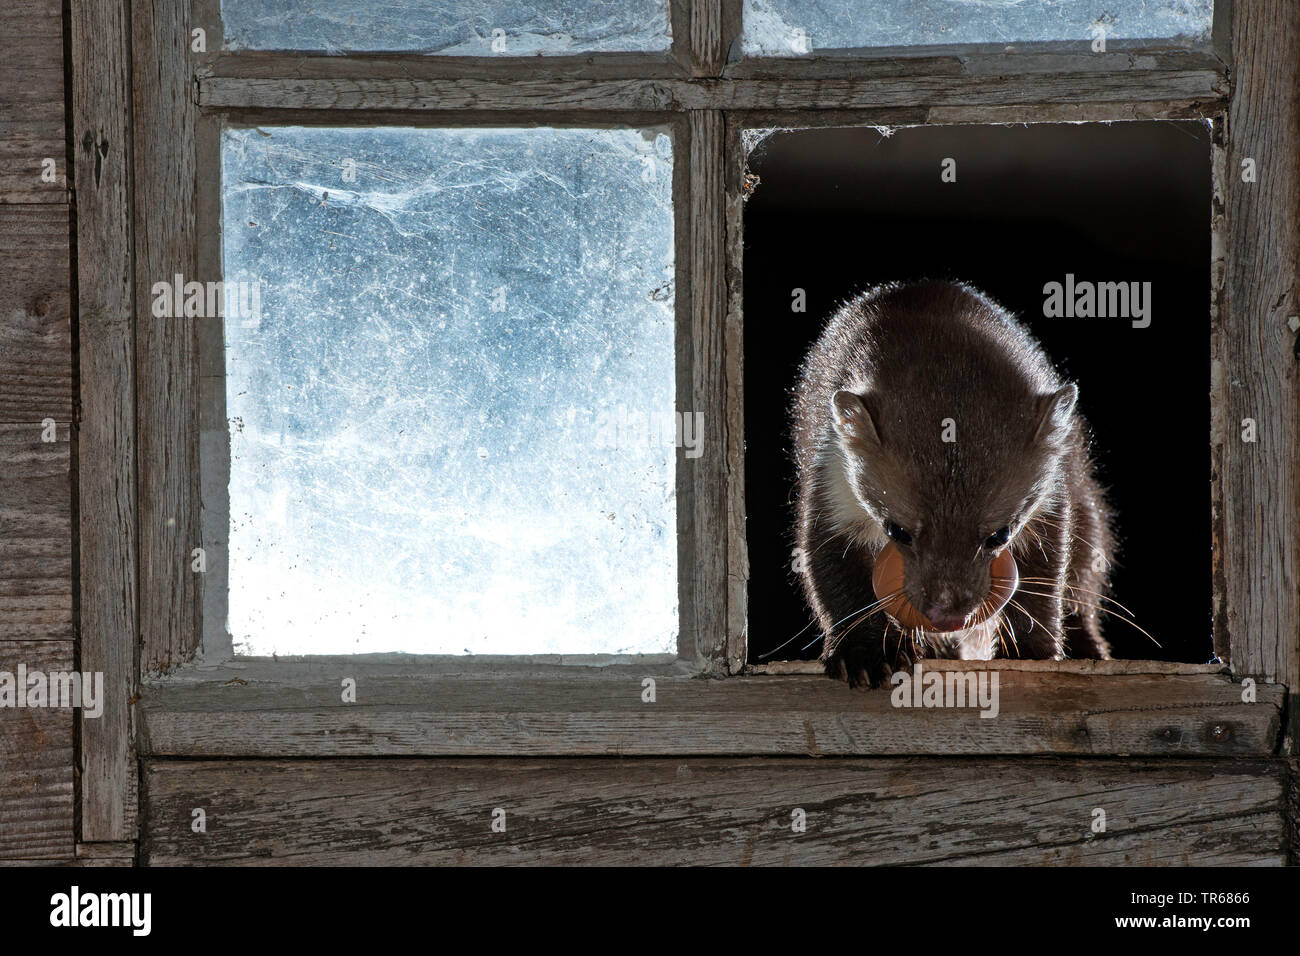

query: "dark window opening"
left=742, top=121, right=1212, bottom=664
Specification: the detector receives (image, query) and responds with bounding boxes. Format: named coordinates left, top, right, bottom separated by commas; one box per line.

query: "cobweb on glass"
left=741, top=0, right=1213, bottom=56
left=222, top=0, right=671, bottom=54
left=221, top=126, right=678, bottom=656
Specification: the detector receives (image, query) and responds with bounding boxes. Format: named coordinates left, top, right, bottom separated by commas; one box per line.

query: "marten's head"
left=828, top=379, right=1078, bottom=633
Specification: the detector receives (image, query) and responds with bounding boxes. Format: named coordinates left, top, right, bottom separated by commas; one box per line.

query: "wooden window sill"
left=136, top=661, right=1283, bottom=759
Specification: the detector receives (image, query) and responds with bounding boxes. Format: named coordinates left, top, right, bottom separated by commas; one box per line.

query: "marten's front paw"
left=822, top=640, right=902, bottom=689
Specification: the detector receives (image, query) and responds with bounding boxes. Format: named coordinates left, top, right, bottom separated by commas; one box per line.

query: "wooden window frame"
left=71, top=0, right=1296, bottom=844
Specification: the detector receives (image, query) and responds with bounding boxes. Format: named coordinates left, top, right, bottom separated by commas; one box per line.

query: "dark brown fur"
left=791, top=281, right=1114, bottom=688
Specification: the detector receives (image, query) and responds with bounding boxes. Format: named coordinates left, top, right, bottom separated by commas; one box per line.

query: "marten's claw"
left=823, top=639, right=899, bottom=689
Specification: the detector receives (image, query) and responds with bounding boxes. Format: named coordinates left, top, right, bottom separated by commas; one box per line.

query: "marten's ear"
left=1032, top=383, right=1078, bottom=446
left=831, top=390, right=881, bottom=445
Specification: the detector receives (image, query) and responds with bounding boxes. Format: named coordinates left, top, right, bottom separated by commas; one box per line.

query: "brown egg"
left=870, top=541, right=1019, bottom=632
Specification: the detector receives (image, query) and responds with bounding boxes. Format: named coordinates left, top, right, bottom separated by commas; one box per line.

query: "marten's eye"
left=884, top=521, right=913, bottom=546
left=984, top=526, right=1011, bottom=550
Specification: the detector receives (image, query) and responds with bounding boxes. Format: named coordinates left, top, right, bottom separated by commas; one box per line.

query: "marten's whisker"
left=806, top=598, right=894, bottom=656
left=1010, top=587, right=1162, bottom=648
left=799, top=590, right=902, bottom=654
left=1006, top=598, right=1060, bottom=647
left=991, top=598, right=1019, bottom=655
left=1014, top=585, right=1136, bottom=621
left=765, top=590, right=898, bottom=660
left=1017, top=577, right=1137, bottom=618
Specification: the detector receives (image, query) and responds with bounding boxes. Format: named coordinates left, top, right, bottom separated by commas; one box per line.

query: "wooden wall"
left=0, top=0, right=75, bottom=862
left=143, top=758, right=1289, bottom=865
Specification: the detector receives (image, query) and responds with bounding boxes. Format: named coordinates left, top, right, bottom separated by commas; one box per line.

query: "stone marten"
left=791, top=281, right=1114, bottom=688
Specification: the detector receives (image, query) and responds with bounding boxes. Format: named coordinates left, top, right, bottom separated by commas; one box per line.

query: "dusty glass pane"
left=222, top=0, right=671, bottom=54
left=742, top=0, right=1213, bottom=55
left=220, top=126, right=678, bottom=656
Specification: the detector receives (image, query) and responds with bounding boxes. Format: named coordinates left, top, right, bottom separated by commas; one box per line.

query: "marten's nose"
left=925, top=608, right=969, bottom=632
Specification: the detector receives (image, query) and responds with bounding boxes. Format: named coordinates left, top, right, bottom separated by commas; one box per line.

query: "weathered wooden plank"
left=1210, top=0, right=1234, bottom=67
left=75, top=841, right=136, bottom=864
left=1286, top=759, right=1299, bottom=866
left=1211, top=2, right=1299, bottom=689
left=923, top=100, right=1219, bottom=124
left=933, top=813, right=1282, bottom=866
left=723, top=101, right=1215, bottom=138
left=0, top=842, right=137, bottom=868
left=724, top=47, right=1226, bottom=79
left=0, top=843, right=136, bottom=867
left=724, top=115, right=748, bottom=673
left=202, top=52, right=687, bottom=82
left=681, top=109, right=728, bottom=673
left=0, top=0, right=65, bottom=203
left=1210, top=116, right=1230, bottom=672
left=198, top=46, right=1223, bottom=81
left=0, top=0, right=76, bottom=866
left=0, top=642, right=74, bottom=859
left=141, top=757, right=1287, bottom=865
left=668, top=114, right=695, bottom=668
left=1, top=848, right=135, bottom=868
left=136, top=668, right=1283, bottom=757
left=720, top=0, right=744, bottom=69
left=72, top=0, right=140, bottom=846
left=689, top=0, right=726, bottom=77
left=0, top=206, right=72, bottom=422
left=197, top=69, right=1228, bottom=113
left=133, top=0, right=200, bottom=675
left=0, top=423, right=71, bottom=642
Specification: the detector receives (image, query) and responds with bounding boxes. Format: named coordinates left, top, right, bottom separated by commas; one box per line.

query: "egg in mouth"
left=869, top=540, right=1019, bottom=633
